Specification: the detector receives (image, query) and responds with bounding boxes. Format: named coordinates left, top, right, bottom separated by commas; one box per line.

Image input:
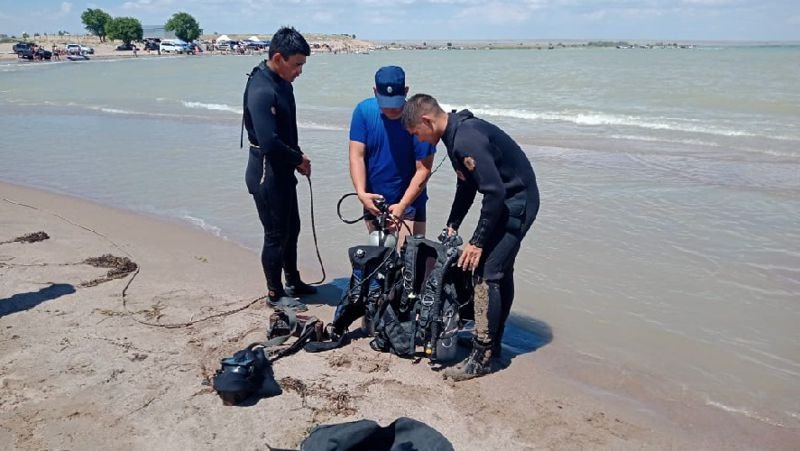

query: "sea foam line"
left=182, top=214, right=225, bottom=238
left=181, top=101, right=242, bottom=114
left=442, top=103, right=799, bottom=141
left=705, top=400, right=785, bottom=427
left=179, top=100, right=346, bottom=130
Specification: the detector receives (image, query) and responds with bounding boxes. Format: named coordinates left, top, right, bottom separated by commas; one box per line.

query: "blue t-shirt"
left=349, top=97, right=436, bottom=208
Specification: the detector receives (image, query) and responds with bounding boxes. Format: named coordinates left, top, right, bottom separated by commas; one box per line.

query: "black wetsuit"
left=243, top=61, right=306, bottom=296
left=442, top=109, right=539, bottom=352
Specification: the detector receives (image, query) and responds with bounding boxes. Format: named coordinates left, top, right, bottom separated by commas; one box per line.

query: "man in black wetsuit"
left=242, top=27, right=315, bottom=312
left=401, top=94, right=540, bottom=381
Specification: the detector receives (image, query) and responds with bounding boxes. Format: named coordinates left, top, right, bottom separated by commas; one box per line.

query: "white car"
left=159, top=41, right=186, bottom=54
left=65, top=43, right=95, bottom=55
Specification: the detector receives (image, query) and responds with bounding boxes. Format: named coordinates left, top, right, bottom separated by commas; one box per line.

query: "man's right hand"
left=296, top=155, right=311, bottom=177
left=358, top=192, right=383, bottom=216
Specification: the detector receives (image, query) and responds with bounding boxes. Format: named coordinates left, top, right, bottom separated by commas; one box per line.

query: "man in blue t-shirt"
left=349, top=66, right=436, bottom=245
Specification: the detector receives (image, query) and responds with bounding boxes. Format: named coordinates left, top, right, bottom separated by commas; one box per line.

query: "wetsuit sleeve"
left=248, top=84, right=304, bottom=167
left=455, top=129, right=506, bottom=248
left=446, top=177, right=477, bottom=231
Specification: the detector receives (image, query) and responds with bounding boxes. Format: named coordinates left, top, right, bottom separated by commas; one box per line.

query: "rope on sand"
left=2, top=196, right=266, bottom=329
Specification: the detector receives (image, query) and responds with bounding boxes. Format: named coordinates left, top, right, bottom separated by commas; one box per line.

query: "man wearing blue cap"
left=348, top=66, right=436, bottom=245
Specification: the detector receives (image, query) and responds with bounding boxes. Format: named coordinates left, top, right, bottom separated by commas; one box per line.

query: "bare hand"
left=447, top=226, right=457, bottom=237
left=458, top=243, right=483, bottom=273
left=296, top=155, right=311, bottom=177
left=384, top=203, right=408, bottom=232
left=388, top=203, right=407, bottom=222
left=357, top=192, right=383, bottom=216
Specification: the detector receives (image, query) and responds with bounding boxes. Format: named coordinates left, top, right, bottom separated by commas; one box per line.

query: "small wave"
left=298, top=121, right=346, bottom=131
left=182, top=214, right=224, bottom=238
left=181, top=101, right=242, bottom=114
left=87, top=106, right=136, bottom=115
left=179, top=100, right=345, bottom=130
left=442, top=103, right=798, bottom=141
left=705, top=400, right=785, bottom=427
left=609, top=134, right=718, bottom=147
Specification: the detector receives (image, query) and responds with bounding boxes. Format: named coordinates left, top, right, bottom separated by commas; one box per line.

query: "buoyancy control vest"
left=371, top=232, right=474, bottom=361
left=329, top=244, right=401, bottom=336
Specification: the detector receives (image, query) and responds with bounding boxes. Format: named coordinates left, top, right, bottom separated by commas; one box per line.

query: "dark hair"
left=268, top=26, right=310, bottom=59
left=401, top=93, right=445, bottom=129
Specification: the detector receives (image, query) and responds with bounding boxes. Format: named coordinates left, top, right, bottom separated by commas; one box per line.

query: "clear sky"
left=1, top=0, right=798, bottom=41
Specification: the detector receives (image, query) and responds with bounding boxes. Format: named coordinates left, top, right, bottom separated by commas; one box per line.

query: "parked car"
left=159, top=41, right=187, bottom=54
left=15, top=44, right=52, bottom=60
left=66, top=44, right=95, bottom=55
left=115, top=43, right=138, bottom=51
left=142, top=38, right=161, bottom=51
left=13, top=42, right=35, bottom=54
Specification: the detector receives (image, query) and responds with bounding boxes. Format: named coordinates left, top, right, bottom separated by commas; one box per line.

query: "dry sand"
left=1, top=181, right=796, bottom=450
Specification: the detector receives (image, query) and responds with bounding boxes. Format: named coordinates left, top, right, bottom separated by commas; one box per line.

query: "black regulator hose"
left=337, top=192, right=366, bottom=224
left=306, top=176, right=326, bottom=285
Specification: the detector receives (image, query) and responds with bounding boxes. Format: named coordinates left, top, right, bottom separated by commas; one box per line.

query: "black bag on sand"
left=298, top=417, right=454, bottom=451
left=212, top=342, right=281, bottom=406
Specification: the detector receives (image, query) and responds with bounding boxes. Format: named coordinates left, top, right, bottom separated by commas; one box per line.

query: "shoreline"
left=4, top=35, right=796, bottom=65
left=2, top=179, right=798, bottom=449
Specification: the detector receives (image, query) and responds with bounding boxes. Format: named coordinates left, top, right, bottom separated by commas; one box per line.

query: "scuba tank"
left=367, top=196, right=397, bottom=249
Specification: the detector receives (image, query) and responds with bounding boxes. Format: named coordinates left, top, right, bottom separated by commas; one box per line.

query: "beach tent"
left=248, top=35, right=261, bottom=42
left=216, top=34, right=231, bottom=43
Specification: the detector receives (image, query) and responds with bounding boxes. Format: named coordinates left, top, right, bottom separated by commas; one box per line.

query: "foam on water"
left=441, top=103, right=799, bottom=141
left=181, top=100, right=242, bottom=114
left=182, top=214, right=226, bottom=238
left=705, top=399, right=786, bottom=427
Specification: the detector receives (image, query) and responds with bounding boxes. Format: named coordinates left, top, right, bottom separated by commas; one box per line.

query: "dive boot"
left=285, top=280, right=318, bottom=297
left=442, top=339, right=493, bottom=382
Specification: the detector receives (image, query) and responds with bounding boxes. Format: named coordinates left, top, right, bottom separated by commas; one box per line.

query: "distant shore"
left=0, top=33, right=375, bottom=63
left=4, top=34, right=797, bottom=63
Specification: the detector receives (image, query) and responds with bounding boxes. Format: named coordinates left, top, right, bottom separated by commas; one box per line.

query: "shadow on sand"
left=0, top=283, right=76, bottom=317
left=310, top=277, right=553, bottom=370
left=301, top=277, right=348, bottom=308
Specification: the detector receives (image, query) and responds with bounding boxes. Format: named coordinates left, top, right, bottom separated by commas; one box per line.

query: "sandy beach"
left=3, top=181, right=798, bottom=450
left=0, top=34, right=374, bottom=63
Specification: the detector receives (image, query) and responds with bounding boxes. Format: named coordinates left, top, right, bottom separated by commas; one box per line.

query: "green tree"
left=81, top=8, right=113, bottom=42
left=165, top=12, right=201, bottom=42
left=106, top=17, right=143, bottom=45
left=22, top=32, right=29, bottom=40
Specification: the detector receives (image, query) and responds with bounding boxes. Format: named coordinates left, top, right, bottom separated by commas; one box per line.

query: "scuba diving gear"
left=371, top=230, right=473, bottom=362
left=212, top=342, right=277, bottom=405
left=331, top=192, right=475, bottom=363
left=367, top=195, right=399, bottom=248
left=328, top=193, right=402, bottom=338
left=304, top=323, right=350, bottom=353
left=329, top=245, right=399, bottom=336
left=267, top=295, right=308, bottom=312
left=299, top=417, right=454, bottom=451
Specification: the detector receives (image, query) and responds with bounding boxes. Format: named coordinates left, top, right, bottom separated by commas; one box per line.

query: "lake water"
left=1, top=46, right=798, bottom=430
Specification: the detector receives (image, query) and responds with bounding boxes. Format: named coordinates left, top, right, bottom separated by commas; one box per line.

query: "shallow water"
left=1, top=47, right=798, bottom=428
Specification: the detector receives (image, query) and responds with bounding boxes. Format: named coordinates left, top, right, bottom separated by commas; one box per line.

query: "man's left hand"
left=387, top=203, right=407, bottom=228
left=458, top=243, right=483, bottom=273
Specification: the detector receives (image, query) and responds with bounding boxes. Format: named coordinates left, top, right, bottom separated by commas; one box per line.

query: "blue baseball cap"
left=375, top=66, right=406, bottom=109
